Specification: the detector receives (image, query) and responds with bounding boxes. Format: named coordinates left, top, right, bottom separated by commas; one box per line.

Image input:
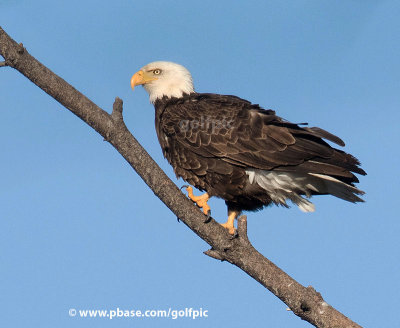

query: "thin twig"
left=204, top=248, right=226, bottom=261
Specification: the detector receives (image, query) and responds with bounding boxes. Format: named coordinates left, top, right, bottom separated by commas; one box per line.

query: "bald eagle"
left=131, top=61, right=366, bottom=234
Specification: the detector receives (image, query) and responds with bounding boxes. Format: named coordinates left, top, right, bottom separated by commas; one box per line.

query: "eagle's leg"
left=184, top=186, right=211, bottom=216
left=221, top=210, right=240, bottom=235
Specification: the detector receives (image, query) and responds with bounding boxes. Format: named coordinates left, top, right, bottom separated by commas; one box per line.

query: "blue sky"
left=1, top=1, right=399, bottom=327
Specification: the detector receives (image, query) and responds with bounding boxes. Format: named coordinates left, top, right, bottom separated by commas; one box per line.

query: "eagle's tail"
left=307, top=173, right=365, bottom=203
left=246, top=169, right=365, bottom=212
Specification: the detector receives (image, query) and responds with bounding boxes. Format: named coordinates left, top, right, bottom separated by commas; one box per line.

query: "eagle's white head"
left=131, top=61, right=194, bottom=103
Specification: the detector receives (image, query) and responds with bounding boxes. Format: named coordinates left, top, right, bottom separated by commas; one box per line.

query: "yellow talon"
left=184, top=186, right=240, bottom=235
left=220, top=210, right=239, bottom=235
left=185, top=186, right=211, bottom=215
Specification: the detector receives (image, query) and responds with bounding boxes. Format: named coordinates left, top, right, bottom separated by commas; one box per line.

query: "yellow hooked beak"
left=130, top=70, right=158, bottom=91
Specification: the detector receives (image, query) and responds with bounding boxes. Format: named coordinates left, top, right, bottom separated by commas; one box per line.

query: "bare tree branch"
left=0, top=26, right=362, bottom=328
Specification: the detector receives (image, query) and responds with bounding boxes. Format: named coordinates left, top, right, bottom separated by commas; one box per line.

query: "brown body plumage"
left=154, top=93, right=365, bottom=212
left=131, top=61, right=366, bottom=233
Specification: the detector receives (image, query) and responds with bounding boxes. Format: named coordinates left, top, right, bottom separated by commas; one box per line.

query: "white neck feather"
left=145, top=79, right=194, bottom=103
left=141, top=61, right=195, bottom=103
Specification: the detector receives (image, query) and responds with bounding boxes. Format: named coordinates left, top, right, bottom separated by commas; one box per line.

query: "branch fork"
left=111, top=97, right=124, bottom=124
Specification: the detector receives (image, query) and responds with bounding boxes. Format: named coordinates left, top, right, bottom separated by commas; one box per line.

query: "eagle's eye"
left=153, top=69, right=161, bottom=75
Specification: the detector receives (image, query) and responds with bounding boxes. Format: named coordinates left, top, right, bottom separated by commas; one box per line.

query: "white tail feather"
left=308, top=173, right=364, bottom=203
left=246, top=170, right=316, bottom=212
left=246, top=169, right=364, bottom=212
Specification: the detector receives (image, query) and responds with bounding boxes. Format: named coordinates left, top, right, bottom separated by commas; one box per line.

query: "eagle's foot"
left=220, top=221, right=236, bottom=235
left=221, top=210, right=240, bottom=235
left=183, top=186, right=211, bottom=216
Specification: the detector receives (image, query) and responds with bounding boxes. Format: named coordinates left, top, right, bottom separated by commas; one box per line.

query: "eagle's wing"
left=160, top=94, right=365, bottom=181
